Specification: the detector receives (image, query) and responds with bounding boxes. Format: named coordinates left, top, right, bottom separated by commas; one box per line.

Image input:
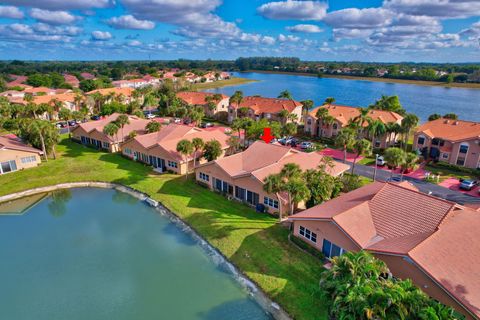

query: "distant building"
left=63, top=74, right=80, bottom=88
left=176, top=91, right=229, bottom=118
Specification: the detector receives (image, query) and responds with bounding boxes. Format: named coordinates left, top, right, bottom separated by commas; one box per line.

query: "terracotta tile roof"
left=289, top=181, right=480, bottom=318
left=23, top=87, right=55, bottom=94
left=0, top=134, right=43, bottom=154
left=9, top=93, right=77, bottom=106
left=80, top=72, right=95, bottom=80
left=416, top=118, right=480, bottom=142
left=86, top=87, right=135, bottom=97
left=176, top=91, right=228, bottom=105
left=233, top=96, right=302, bottom=114
left=73, top=113, right=150, bottom=143
left=127, top=124, right=230, bottom=161
left=309, top=104, right=403, bottom=126
left=203, top=141, right=349, bottom=181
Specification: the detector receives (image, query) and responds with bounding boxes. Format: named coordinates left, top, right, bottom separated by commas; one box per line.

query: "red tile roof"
left=309, top=104, right=403, bottom=126
left=176, top=91, right=228, bottom=105
left=86, top=87, right=134, bottom=97
left=0, top=134, right=43, bottom=154
left=416, top=118, right=480, bottom=142
left=233, top=96, right=302, bottom=114
left=289, top=181, right=480, bottom=318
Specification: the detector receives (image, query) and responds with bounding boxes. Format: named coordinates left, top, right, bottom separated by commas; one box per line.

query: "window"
left=263, top=196, right=279, bottom=209
left=246, top=190, right=259, bottom=205
left=102, top=141, right=110, bottom=149
left=235, top=186, right=246, bottom=200
left=299, top=226, right=317, bottom=243
left=124, top=148, right=132, bottom=156
left=417, top=136, right=425, bottom=145
left=375, top=140, right=381, bottom=148
left=321, top=239, right=347, bottom=258
left=21, top=156, right=36, bottom=164
left=0, top=160, right=17, bottom=174
left=307, top=119, right=312, bottom=125
left=213, top=178, right=232, bottom=194
left=199, top=172, right=209, bottom=182
left=168, top=160, right=178, bottom=168
left=332, top=123, right=338, bottom=130
left=459, top=144, right=469, bottom=154
left=442, top=153, right=449, bottom=159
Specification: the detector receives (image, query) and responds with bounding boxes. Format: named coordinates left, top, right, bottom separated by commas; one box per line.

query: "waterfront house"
left=71, top=113, right=150, bottom=152
left=176, top=92, right=229, bottom=118
left=195, top=141, right=349, bottom=215
left=227, top=96, right=303, bottom=124
left=120, top=124, right=230, bottom=174
left=0, top=134, right=43, bottom=174
left=413, top=118, right=480, bottom=169
left=289, top=181, right=480, bottom=320
left=304, top=104, right=403, bottom=148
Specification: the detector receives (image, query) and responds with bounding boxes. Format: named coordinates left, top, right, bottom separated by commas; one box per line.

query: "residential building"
left=8, top=93, right=79, bottom=119
left=71, top=113, right=150, bottom=152
left=0, top=134, right=43, bottom=174
left=195, top=141, right=349, bottom=215
left=80, top=72, right=96, bottom=80
left=63, top=74, right=80, bottom=88
left=414, top=118, right=480, bottom=169
left=305, top=104, right=403, bottom=148
left=289, top=181, right=480, bottom=320
left=227, top=96, right=303, bottom=124
left=176, top=91, right=229, bottom=118
left=86, top=87, right=136, bottom=107
left=120, top=124, right=230, bottom=174
left=112, top=76, right=159, bottom=89
left=23, top=87, right=57, bottom=95
left=6, top=75, right=31, bottom=89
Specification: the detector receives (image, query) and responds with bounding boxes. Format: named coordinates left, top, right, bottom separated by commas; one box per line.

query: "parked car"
left=183, top=119, right=191, bottom=125
left=200, top=122, right=213, bottom=128
left=376, top=156, right=386, bottom=166
left=386, top=176, right=402, bottom=183
left=173, top=118, right=181, bottom=123
left=290, top=138, right=299, bottom=148
left=68, top=120, right=77, bottom=127
left=299, top=141, right=313, bottom=150
left=459, top=179, right=478, bottom=191
left=146, top=113, right=155, bottom=119
left=91, top=115, right=100, bottom=121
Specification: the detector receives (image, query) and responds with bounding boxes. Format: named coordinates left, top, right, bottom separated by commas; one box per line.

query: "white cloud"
left=127, top=40, right=142, bottom=46
left=0, top=6, right=24, bottom=19
left=257, top=1, right=328, bottom=20
left=278, top=34, right=300, bottom=42
left=1, top=0, right=112, bottom=10
left=323, top=8, right=394, bottom=29
left=332, top=28, right=374, bottom=40
left=29, top=8, right=78, bottom=25
left=286, top=24, right=323, bottom=33
left=459, top=21, right=480, bottom=37
left=107, top=15, right=155, bottom=30
left=383, top=0, right=480, bottom=19
left=33, top=23, right=82, bottom=36
left=0, top=23, right=74, bottom=42
left=91, top=30, right=112, bottom=41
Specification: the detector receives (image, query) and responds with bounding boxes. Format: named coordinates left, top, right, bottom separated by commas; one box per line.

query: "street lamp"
left=373, top=153, right=379, bottom=181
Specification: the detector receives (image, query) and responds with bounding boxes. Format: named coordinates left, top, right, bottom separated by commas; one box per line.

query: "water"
left=0, top=188, right=271, bottom=320
left=205, top=72, right=480, bottom=122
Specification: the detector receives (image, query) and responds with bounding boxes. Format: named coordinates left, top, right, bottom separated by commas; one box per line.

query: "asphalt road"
left=346, top=161, right=480, bottom=205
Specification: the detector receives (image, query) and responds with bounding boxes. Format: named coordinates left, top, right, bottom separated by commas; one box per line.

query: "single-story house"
left=414, top=118, right=480, bottom=169
left=304, top=104, right=403, bottom=148
left=195, top=141, right=349, bottom=215
left=0, top=134, right=43, bottom=174
left=227, top=96, right=303, bottom=124
left=289, top=181, right=480, bottom=320
left=120, top=124, right=230, bottom=174
left=71, top=113, right=150, bottom=152
left=176, top=91, right=229, bottom=118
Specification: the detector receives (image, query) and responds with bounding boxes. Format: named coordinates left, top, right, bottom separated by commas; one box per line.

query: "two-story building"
left=304, top=104, right=403, bottom=148
left=289, top=181, right=480, bottom=320
left=120, top=124, right=230, bottom=175
left=414, top=118, right=480, bottom=169
left=176, top=91, right=229, bottom=118
left=227, top=96, right=303, bottom=124
left=0, top=134, right=43, bottom=174
left=195, top=141, right=349, bottom=216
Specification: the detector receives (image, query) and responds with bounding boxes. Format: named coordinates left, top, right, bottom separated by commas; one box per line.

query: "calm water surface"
left=205, top=72, right=480, bottom=122
left=0, top=188, right=270, bottom=320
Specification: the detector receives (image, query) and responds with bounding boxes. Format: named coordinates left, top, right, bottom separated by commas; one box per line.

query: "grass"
left=0, top=136, right=328, bottom=320
left=425, top=163, right=478, bottom=183
left=192, top=77, right=258, bottom=90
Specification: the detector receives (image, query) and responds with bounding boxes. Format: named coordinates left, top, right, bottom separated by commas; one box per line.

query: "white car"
left=174, top=118, right=181, bottom=123
left=299, top=142, right=313, bottom=150
left=146, top=113, right=155, bottom=119
left=376, top=156, right=386, bottom=166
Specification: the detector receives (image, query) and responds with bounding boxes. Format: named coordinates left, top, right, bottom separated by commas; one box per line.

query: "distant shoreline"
left=192, top=77, right=258, bottom=90
left=241, top=70, right=480, bottom=90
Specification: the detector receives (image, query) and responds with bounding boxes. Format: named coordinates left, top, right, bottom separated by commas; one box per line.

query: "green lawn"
left=192, top=77, right=258, bottom=90
left=425, top=163, right=479, bottom=183
left=0, top=136, right=328, bottom=320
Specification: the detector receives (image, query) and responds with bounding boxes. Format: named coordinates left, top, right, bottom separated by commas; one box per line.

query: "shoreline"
left=242, top=70, right=480, bottom=89
left=0, top=182, right=291, bottom=320
left=192, top=76, right=258, bottom=90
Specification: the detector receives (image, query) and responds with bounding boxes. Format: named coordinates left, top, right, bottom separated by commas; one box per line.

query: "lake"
left=0, top=188, right=271, bottom=320
left=205, top=72, right=480, bottom=122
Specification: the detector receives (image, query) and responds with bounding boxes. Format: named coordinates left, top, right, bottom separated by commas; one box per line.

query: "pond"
left=0, top=188, right=271, bottom=320
left=204, top=72, right=480, bottom=122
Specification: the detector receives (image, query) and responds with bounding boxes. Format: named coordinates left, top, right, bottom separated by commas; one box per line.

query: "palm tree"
left=384, top=147, right=406, bottom=178
left=145, top=121, right=161, bottom=133
left=323, top=97, right=335, bottom=105
left=58, top=107, right=72, bottom=136
left=300, top=99, right=313, bottom=121
left=176, top=139, right=193, bottom=179
left=191, top=137, right=204, bottom=168
left=27, top=120, right=49, bottom=161
left=401, top=113, right=419, bottom=151
left=229, top=90, right=243, bottom=109
left=115, top=114, right=130, bottom=142
left=401, top=152, right=419, bottom=179
left=385, top=122, right=402, bottom=146
left=278, top=109, right=289, bottom=125
left=351, top=139, right=371, bottom=174
left=91, top=92, right=104, bottom=114
left=103, top=122, right=120, bottom=145
left=263, top=174, right=284, bottom=221
left=315, top=107, right=335, bottom=137
left=278, top=90, right=293, bottom=100
left=367, top=119, right=386, bottom=152
left=353, top=107, right=371, bottom=130
left=74, top=93, right=83, bottom=112
left=226, top=135, right=241, bottom=154
left=335, top=128, right=356, bottom=163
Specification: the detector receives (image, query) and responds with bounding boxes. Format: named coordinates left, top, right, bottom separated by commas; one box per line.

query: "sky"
left=0, top=0, right=479, bottom=62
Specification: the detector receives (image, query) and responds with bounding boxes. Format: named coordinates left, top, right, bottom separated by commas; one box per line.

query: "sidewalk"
left=319, top=148, right=363, bottom=163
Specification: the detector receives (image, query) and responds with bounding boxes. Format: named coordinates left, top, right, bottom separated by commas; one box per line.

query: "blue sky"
left=0, top=0, right=479, bottom=62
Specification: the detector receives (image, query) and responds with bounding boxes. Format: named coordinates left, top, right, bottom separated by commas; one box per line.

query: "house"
left=289, top=181, right=480, bottom=320
left=112, top=76, right=160, bottom=89
left=227, top=96, right=303, bottom=124
left=120, top=124, right=230, bottom=174
left=0, top=134, right=43, bottom=174
left=63, top=74, right=79, bottom=88
left=195, top=141, right=349, bottom=215
left=176, top=91, right=229, bottom=118
left=304, top=104, right=403, bottom=148
left=23, top=87, right=57, bottom=96
left=6, top=75, right=31, bottom=89
left=414, top=118, right=480, bottom=169
left=80, top=72, right=95, bottom=80
left=8, top=93, right=79, bottom=119
left=86, top=87, right=136, bottom=107
left=71, top=113, right=150, bottom=152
